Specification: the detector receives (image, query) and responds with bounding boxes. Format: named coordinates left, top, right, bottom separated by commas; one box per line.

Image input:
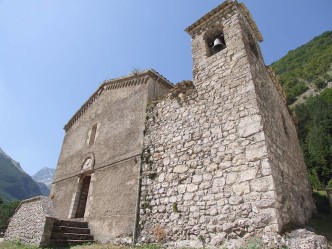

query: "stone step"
left=51, top=232, right=94, bottom=240
left=54, top=219, right=89, bottom=228
left=49, top=239, right=94, bottom=247
left=52, top=225, right=91, bottom=234
left=50, top=219, right=94, bottom=246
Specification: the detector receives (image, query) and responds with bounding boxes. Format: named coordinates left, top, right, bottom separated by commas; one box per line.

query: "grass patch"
left=0, top=241, right=39, bottom=249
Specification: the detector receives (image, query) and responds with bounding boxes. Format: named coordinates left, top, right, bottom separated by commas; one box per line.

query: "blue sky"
left=0, top=0, right=331, bottom=176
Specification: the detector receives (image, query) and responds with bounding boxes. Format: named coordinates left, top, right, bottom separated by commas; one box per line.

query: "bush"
left=309, top=169, right=323, bottom=190
left=0, top=200, right=20, bottom=230
left=328, top=179, right=332, bottom=188
left=313, top=191, right=331, bottom=214
left=313, top=78, right=327, bottom=89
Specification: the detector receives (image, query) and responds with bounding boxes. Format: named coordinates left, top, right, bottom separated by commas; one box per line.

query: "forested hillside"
left=272, top=31, right=332, bottom=188
left=0, top=148, right=42, bottom=201
left=294, top=88, right=332, bottom=188
left=272, top=31, right=332, bottom=104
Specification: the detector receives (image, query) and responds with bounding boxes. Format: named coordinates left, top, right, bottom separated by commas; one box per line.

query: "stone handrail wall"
left=4, top=196, right=56, bottom=247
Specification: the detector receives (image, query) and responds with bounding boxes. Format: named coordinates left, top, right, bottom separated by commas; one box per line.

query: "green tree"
left=272, top=31, right=332, bottom=104
left=294, top=88, right=332, bottom=186
left=328, top=179, right=332, bottom=188
left=309, top=169, right=323, bottom=190
left=0, top=200, right=20, bottom=229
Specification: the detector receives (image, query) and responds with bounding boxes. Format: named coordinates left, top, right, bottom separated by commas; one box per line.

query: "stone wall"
left=4, top=196, right=55, bottom=247
left=51, top=70, right=173, bottom=243
left=246, top=41, right=315, bottom=228
left=138, top=3, right=314, bottom=247
left=88, top=157, right=141, bottom=243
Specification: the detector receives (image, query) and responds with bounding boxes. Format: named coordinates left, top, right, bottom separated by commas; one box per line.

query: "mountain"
left=272, top=31, right=332, bottom=105
left=0, top=148, right=24, bottom=173
left=35, top=181, right=50, bottom=196
left=0, top=147, right=42, bottom=202
left=32, top=167, right=55, bottom=189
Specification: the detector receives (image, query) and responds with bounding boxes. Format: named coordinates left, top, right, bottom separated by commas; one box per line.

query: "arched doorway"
left=75, top=175, right=91, bottom=218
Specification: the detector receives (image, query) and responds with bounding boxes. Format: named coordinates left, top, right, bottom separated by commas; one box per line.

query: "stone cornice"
left=185, top=1, right=263, bottom=42
left=64, top=69, right=174, bottom=132
left=238, top=3, right=263, bottom=42
left=266, top=66, right=287, bottom=105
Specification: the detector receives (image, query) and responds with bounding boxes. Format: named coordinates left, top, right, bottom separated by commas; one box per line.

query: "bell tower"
left=186, top=1, right=264, bottom=88
left=185, top=0, right=315, bottom=233
left=138, top=1, right=315, bottom=245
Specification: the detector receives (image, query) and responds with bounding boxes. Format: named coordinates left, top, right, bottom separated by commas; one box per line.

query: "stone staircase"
left=49, top=219, right=94, bottom=247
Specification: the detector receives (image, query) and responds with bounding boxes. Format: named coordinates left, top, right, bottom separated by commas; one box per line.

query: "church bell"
left=212, top=35, right=226, bottom=54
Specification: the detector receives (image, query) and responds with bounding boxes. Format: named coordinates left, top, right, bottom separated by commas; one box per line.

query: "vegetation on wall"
left=272, top=31, right=332, bottom=104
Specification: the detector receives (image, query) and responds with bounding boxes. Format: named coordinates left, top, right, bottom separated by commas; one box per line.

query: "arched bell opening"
left=204, top=27, right=226, bottom=57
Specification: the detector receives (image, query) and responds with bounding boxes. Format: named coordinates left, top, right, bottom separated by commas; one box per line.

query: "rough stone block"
left=174, top=165, right=189, bottom=174
left=232, top=181, right=250, bottom=195
left=238, top=114, right=261, bottom=137
left=240, top=167, right=258, bottom=182
left=245, top=142, right=267, bottom=161
left=250, top=176, right=274, bottom=192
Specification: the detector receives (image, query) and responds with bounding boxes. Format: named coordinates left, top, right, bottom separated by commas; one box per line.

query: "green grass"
left=0, top=241, right=40, bottom=249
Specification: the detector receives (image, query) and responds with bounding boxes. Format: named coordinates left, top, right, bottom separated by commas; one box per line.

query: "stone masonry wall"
left=139, top=10, right=280, bottom=246
left=244, top=42, right=315, bottom=228
left=4, top=196, right=55, bottom=246
left=52, top=71, right=173, bottom=243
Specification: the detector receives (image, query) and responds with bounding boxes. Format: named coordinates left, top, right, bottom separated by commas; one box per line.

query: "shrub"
left=328, top=179, right=332, bottom=188
left=313, top=78, right=327, bottom=89
left=313, top=191, right=331, bottom=214
left=0, top=200, right=20, bottom=230
left=309, top=169, right=323, bottom=190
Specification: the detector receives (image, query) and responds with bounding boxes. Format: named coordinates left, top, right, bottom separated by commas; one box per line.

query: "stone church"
left=5, top=0, right=316, bottom=247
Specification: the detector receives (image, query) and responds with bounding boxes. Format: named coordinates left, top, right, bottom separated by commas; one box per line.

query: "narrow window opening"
left=89, top=123, right=98, bottom=146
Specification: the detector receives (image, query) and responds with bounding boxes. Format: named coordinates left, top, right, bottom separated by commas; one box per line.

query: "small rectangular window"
left=89, top=123, right=98, bottom=146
